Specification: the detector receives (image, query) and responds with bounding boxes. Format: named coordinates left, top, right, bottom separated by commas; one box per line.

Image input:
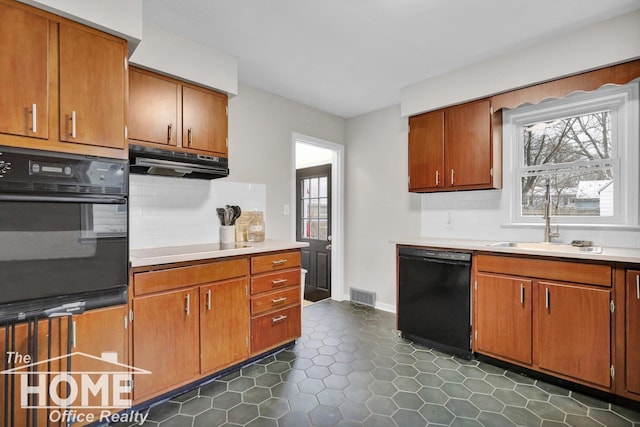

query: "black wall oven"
left=0, top=146, right=128, bottom=322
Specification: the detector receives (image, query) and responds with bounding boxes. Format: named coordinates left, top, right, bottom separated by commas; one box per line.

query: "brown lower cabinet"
left=626, top=270, right=640, bottom=396
left=0, top=305, right=127, bottom=427
left=129, top=250, right=302, bottom=404
left=474, top=254, right=613, bottom=391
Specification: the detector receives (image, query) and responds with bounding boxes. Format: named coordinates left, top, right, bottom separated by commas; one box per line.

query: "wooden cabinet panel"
left=626, top=270, right=640, bottom=395
left=134, top=258, right=249, bottom=296
left=251, top=286, right=301, bottom=316
left=200, top=278, right=250, bottom=374
left=132, top=288, right=199, bottom=401
left=477, top=254, right=612, bottom=287
left=0, top=2, right=48, bottom=139
left=445, top=99, right=492, bottom=187
left=182, top=86, right=228, bottom=156
left=128, top=69, right=178, bottom=146
left=408, top=98, right=498, bottom=192
left=251, top=305, right=301, bottom=355
left=251, top=251, right=301, bottom=274
left=408, top=110, right=443, bottom=190
left=0, top=319, right=62, bottom=427
left=66, top=306, right=128, bottom=426
left=538, top=281, right=611, bottom=388
left=58, top=23, right=126, bottom=149
left=475, top=273, right=532, bottom=365
left=251, top=269, right=301, bottom=295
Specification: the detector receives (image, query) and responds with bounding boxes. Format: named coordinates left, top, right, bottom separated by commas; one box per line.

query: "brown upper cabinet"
left=128, top=67, right=229, bottom=157
left=0, top=0, right=127, bottom=158
left=408, top=98, right=500, bottom=192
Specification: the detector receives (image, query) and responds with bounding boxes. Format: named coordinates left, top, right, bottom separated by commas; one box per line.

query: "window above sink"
left=503, top=83, right=639, bottom=228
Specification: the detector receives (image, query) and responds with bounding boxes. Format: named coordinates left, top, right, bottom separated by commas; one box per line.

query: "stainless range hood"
left=129, top=144, right=229, bottom=179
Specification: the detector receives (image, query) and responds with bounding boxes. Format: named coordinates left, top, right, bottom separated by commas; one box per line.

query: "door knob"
left=326, top=244, right=332, bottom=250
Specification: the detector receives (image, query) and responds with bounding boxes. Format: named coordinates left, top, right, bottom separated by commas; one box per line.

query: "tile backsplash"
left=129, top=175, right=266, bottom=249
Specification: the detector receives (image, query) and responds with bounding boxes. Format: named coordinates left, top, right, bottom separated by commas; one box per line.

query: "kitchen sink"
left=487, top=241, right=603, bottom=254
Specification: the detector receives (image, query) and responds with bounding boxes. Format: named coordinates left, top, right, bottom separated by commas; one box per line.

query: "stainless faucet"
left=543, top=178, right=560, bottom=242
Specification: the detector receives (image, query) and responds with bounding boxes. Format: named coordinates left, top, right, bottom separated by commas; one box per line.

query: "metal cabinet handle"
left=271, top=279, right=287, bottom=286
left=32, top=104, right=37, bottom=133
left=636, top=275, right=639, bottom=300
left=520, top=283, right=525, bottom=304
left=272, top=315, right=287, bottom=324
left=272, top=259, right=287, bottom=266
left=71, top=111, right=77, bottom=138
left=272, top=297, right=287, bottom=304
left=545, top=288, right=550, bottom=309
left=435, top=170, right=439, bottom=186
left=72, top=320, right=77, bottom=349
left=185, top=294, right=191, bottom=316
left=207, top=289, right=212, bottom=311
left=451, top=169, right=455, bottom=186
left=168, top=123, right=173, bottom=144
left=187, top=127, right=192, bottom=146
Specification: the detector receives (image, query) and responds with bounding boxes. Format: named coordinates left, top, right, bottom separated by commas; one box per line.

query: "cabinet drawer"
left=476, top=254, right=611, bottom=287
left=251, top=269, right=301, bottom=295
left=134, top=258, right=249, bottom=296
left=251, top=305, right=301, bottom=354
left=251, top=251, right=300, bottom=274
left=251, top=286, right=300, bottom=316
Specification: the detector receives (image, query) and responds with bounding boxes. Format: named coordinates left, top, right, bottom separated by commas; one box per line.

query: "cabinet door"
left=132, top=289, right=199, bottom=401
left=0, top=319, right=61, bottom=427
left=59, top=23, right=126, bottom=149
left=200, top=278, right=249, bottom=374
left=408, top=111, right=444, bottom=191
left=0, top=2, right=48, bottom=139
left=475, top=273, right=532, bottom=365
left=182, top=86, right=228, bottom=156
left=65, top=306, right=128, bottom=425
left=128, top=68, right=179, bottom=146
left=627, top=270, right=640, bottom=394
left=538, top=281, right=611, bottom=388
left=444, top=99, right=492, bottom=187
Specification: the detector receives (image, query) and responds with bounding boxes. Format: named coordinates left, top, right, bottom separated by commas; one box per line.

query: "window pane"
left=310, top=219, right=318, bottom=239
left=523, top=111, right=612, bottom=167
left=521, top=169, right=614, bottom=217
left=302, top=178, right=310, bottom=198
left=319, top=220, right=328, bottom=240
left=319, top=177, right=328, bottom=197
left=310, top=177, right=319, bottom=197
left=318, top=198, right=328, bottom=219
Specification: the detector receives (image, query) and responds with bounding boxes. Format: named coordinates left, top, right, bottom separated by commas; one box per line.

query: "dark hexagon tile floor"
left=111, top=300, right=640, bottom=427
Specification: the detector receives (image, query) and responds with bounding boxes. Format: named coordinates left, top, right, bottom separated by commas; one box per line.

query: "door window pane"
left=300, top=175, right=329, bottom=241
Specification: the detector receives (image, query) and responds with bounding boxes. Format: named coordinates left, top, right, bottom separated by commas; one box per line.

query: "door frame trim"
left=292, top=132, right=345, bottom=302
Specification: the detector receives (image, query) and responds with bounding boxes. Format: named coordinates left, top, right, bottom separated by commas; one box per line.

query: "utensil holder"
left=220, top=225, right=235, bottom=244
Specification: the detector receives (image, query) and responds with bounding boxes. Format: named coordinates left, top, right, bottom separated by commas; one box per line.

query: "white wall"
left=129, top=22, right=238, bottom=96
left=401, top=10, right=640, bottom=116
left=227, top=83, right=345, bottom=241
left=129, top=176, right=265, bottom=249
left=344, top=105, right=422, bottom=311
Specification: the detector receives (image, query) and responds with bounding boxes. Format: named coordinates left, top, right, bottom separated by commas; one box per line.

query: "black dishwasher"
left=398, top=246, right=472, bottom=359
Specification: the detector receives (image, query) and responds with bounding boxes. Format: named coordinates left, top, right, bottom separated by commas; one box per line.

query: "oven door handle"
left=0, top=194, right=126, bottom=204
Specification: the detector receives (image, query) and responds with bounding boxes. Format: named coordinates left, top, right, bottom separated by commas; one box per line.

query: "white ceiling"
left=142, top=0, right=640, bottom=118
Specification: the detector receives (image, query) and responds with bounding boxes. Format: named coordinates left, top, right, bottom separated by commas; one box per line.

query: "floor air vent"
left=350, top=288, right=376, bottom=308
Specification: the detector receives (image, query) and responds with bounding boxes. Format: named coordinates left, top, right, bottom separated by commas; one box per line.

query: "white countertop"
left=130, top=240, right=309, bottom=267
left=394, top=237, right=640, bottom=264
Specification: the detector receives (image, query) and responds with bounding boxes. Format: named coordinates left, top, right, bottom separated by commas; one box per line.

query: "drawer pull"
left=272, top=259, right=287, bottom=266
left=272, top=279, right=288, bottom=286
left=636, top=275, right=639, bottom=300
left=272, top=297, right=287, bottom=304
left=272, top=315, right=287, bottom=324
